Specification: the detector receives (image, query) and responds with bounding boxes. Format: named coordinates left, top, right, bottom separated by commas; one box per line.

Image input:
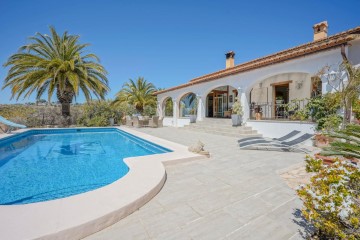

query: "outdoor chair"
left=138, top=116, right=149, bottom=127
left=148, top=116, right=159, bottom=128
left=239, top=133, right=313, bottom=153
left=0, top=115, right=27, bottom=133
left=237, top=130, right=301, bottom=144
left=132, top=116, right=143, bottom=128
left=125, top=115, right=133, bottom=127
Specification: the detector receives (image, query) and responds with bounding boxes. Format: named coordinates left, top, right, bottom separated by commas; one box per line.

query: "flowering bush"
left=297, top=156, right=360, bottom=239
left=232, top=97, right=243, bottom=115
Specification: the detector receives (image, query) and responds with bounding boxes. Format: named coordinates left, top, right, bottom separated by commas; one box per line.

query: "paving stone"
left=183, top=210, right=242, bottom=240
left=86, top=127, right=308, bottom=240
left=226, top=215, right=295, bottom=240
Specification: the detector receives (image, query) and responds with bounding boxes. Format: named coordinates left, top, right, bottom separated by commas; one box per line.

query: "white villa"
left=155, top=22, right=360, bottom=133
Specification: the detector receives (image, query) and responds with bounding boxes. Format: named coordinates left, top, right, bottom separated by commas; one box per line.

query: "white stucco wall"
left=156, top=44, right=358, bottom=127
left=250, top=72, right=311, bottom=103
left=246, top=120, right=316, bottom=139
left=163, top=117, right=190, bottom=127
left=349, top=39, right=360, bottom=65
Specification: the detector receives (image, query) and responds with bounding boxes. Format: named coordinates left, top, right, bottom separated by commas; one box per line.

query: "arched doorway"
left=179, top=92, right=196, bottom=117
left=206, top=85, right=238, bottom=118
left=162, top=97, right=173, bottom=117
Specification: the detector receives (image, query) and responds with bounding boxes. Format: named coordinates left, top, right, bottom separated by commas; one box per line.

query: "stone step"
left=200, top=119, right=232, bottom=123
left=182, top=118, right=261, bottom=138
left=185, top=124, right=253, bottom=131
left=181, top=118, right=261, bottom=138
left=183, top=125, right=257, bottom=134
left=180, top=127, right=262, bottom=138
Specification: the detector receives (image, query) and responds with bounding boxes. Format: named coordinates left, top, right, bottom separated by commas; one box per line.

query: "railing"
left=249, top=99, right=309, bottom=120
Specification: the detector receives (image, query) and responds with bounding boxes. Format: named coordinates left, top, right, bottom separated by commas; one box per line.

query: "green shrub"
left=85, top=115, right=109, bottom=127
left=353, top=100, right=360, bottom=120
left=77, top=100, right=121, bottom=127
left=321, top=124, right=360, bottom=159
left=232, top=97, right=243, bottom=115
left=165, top=99, right=173, bottom=116
left=143, top=105, right=156, bottom=116
left=297, top=157, right=360, bottom=239
left=293, top=94, right=341, bottom=130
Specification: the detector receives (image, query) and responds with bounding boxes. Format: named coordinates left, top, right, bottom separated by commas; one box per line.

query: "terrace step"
left=181, top=118, right=262, bottom=138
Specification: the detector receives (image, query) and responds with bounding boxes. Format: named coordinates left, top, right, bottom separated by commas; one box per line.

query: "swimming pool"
left=0, top=128, right=171, bottom=205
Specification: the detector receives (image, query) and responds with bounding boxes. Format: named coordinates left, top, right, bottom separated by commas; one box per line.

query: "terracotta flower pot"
left=314, top=153, right=359, bottom=165
left=314, top=153, right=336, bottom=165
left=314, top=133, right=332, bottom=148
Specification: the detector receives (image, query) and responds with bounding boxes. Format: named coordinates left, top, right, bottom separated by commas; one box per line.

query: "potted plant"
left=315, top=124, right=360, bottom=165
left=231, top=97, right=243, bottom=126
left=275, top=96, right=284, bottom=104
left=189, top=108, right=197, bottom=123
left=188, top=97, right=198, bottom=123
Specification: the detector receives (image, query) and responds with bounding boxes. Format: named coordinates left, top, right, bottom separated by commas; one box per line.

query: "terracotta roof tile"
left=155, top=26, right=360, bottom=95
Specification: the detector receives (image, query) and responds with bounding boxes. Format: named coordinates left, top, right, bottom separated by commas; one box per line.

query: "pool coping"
left=0, top=127, right=205, bottom=240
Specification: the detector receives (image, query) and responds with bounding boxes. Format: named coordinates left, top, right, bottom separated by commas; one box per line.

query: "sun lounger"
left=238, top=130, right=301, bottom=144
left=239, top=133, right=313, bottom=153
left=0, top=116, right=26, bottom=133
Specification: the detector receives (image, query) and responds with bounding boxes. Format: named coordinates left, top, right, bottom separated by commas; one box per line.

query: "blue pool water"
left=0, top=128, right=171, bottom=205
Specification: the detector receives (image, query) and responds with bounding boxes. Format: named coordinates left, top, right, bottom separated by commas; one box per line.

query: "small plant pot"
left=314, top=153, right=359, bottom=165
left=255, top=112, right=262, bottom=120
left=314, top=133, right=332, bottom=148
left=231, top=114, right=242, bottom=126
left=189, top=115, right=197, bottom=123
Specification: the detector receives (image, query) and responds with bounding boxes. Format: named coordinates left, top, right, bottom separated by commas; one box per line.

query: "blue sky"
left=1, top=0, right=360, bottom=104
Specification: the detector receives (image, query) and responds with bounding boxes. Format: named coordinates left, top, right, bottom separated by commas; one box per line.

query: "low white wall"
left=163, top=117, right=174, bottom=127
left=163, top=117, right=190, bottom=127
left=246, top=120, right=316, bottom=138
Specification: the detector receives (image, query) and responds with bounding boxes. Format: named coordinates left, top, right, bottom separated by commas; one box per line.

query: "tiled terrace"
left=86, top=127, right=311, bottom=240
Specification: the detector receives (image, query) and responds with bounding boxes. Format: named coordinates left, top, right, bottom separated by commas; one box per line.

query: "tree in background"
left=112, top=77, right=156, bottom=114
left=2, top=26, right=109, bottom=124
left=320, top=62, right=360, bottom=127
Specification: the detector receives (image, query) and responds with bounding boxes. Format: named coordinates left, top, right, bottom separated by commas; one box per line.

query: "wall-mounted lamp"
left=295, top=80, right=304, bottom=90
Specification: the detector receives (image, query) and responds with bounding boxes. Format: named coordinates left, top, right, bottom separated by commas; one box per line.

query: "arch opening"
left=179, top=93, right=196, bottom=118
left=162, top=97, right=173, bottom=117
left=205, top=85, right=238, bottom=118
left=248, top=72, right=311, bottom=120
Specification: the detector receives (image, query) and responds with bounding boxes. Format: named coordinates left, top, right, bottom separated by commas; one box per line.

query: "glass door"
left=214, top=96, right=223, bottom=117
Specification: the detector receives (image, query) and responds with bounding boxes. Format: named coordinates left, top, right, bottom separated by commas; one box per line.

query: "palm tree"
left=321, top=124, right=360, bottom=159
left=2, top=26, right=109, bottom=122
left=112, top=77, right=156, bottom=113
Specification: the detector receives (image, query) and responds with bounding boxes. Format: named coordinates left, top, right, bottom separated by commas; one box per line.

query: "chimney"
left=313, top=21, right=328, bottom=41
left=225, top=51, right=235, bottom=69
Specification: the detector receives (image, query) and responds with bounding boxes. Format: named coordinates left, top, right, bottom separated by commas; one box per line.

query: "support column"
left=157, top=100, right=163, bottom=118
left=172, top=97, right=178, bottom=127
left=238, top=87, right=250, bottom=122
left=196, top=95, right=205, bottom=121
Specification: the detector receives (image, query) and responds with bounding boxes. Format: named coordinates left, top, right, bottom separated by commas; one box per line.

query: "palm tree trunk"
left=56, top=87, right=74, bottom=125
left=61, top=102, right=71, bottom=117
left=136, top=105, right=144, bottom=114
